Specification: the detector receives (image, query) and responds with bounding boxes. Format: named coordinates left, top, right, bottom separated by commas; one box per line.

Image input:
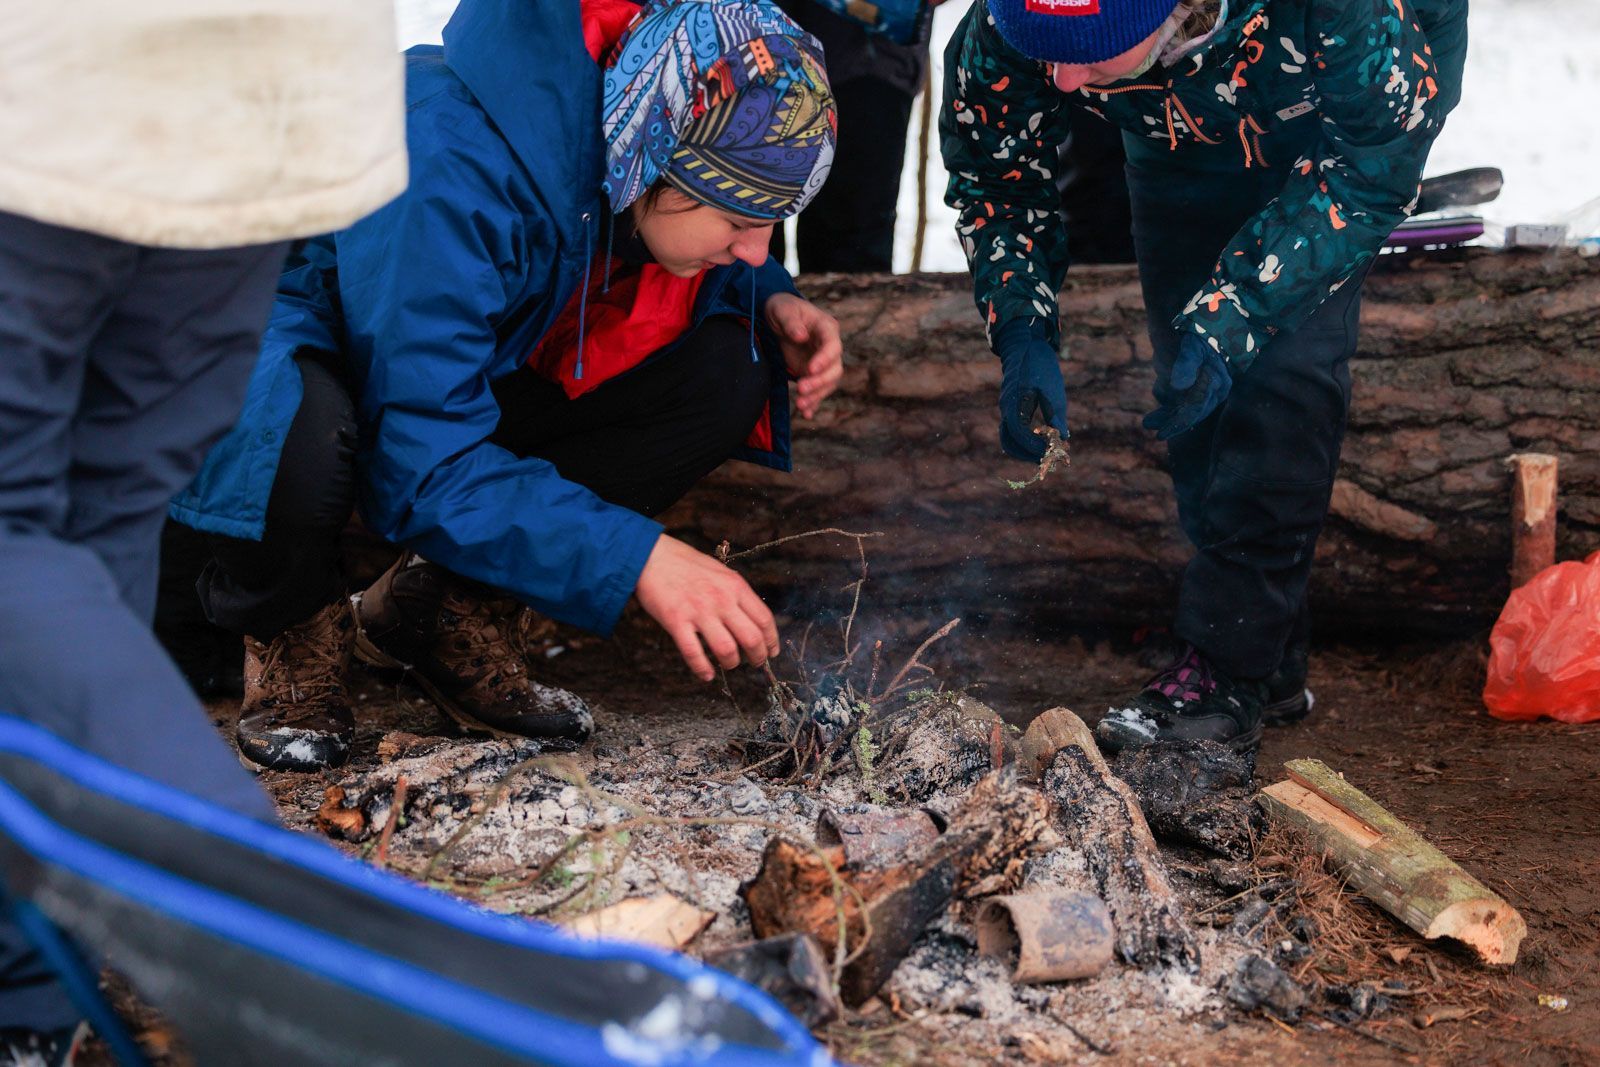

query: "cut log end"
left=1426, top=899, right=1528, bottom=966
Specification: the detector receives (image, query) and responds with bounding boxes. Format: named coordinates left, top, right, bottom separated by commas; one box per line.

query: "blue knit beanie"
left=988, top=0, right=1176, bottom=65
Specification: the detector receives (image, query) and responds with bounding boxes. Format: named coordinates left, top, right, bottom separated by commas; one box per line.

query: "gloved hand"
left=1142, top=333, right=1232, bottom=440
left=995, top=319, right=1069, bottom=463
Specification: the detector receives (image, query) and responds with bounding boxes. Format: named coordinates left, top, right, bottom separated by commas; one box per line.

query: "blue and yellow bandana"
left=602, top=0, right=836, bottom=221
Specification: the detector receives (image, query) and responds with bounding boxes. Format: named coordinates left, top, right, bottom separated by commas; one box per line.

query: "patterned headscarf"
left=601, top=0, right=836, bottom=221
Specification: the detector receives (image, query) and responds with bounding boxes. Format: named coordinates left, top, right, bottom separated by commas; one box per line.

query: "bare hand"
left=634, top=534, right=780, bottom=682
left=765, top=292, right=844, bottom=420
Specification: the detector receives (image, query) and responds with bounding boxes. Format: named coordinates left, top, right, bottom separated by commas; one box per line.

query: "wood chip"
left=563, top=893, right=715, bottom=949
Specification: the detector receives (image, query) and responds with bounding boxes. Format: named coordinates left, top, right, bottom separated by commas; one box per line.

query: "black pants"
left=772, top=76, right=916, bottom=273
left=1125, top=133, right=1361, bottom=679
left=198, top=317, right=771, bottom=639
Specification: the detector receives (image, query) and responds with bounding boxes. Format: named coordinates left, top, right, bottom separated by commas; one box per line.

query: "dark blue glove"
left=995, top=319, right=1069, bottom=463
left=1142, top=333, right=1232, bottom=440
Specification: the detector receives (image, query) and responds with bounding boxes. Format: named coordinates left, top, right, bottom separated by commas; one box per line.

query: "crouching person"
left=170, top=0, right=842, bottom=772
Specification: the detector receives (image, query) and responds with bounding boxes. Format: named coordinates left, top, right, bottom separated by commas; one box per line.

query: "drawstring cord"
left=602, top=208, right=615, bottom=296
left=575, top=212, right=592, bottom=380
left=749, top=270, right=759, bottom=363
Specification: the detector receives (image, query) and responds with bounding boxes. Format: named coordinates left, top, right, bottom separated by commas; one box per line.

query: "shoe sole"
left=1263, top=687, right=1315, bottom=727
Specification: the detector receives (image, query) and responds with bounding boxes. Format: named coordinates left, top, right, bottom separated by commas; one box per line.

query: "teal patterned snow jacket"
left=941, top=0, right=1468, bottom=371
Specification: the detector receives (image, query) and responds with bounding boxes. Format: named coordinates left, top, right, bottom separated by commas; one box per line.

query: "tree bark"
left=663, top=251, right=1600, bottom=635
left=1259, top=758, right=1526, bottom=966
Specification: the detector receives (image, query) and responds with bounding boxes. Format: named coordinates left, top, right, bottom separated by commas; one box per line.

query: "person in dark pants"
left=942, top=0, right=1467, bottom=753
left=0, top=1, right=405, bottom=1052
left=171, top=0, right=843, bottom=775
left=772, top=0, right=932, bottom=272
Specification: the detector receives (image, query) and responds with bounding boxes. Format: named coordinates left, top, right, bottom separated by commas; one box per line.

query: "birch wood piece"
left=1025, top=708, right=1199, bottom=969
left=1258, top=759, right=1526, bottom=965
left=563, top=894, right=716, bottom=950
left=1507, top=452, right=1559, bottom=589
left=975, top=890, right=1116, bottom=983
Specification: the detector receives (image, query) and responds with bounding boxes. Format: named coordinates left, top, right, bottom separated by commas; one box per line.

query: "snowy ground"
left=396, top=0, right=1600, bottom=271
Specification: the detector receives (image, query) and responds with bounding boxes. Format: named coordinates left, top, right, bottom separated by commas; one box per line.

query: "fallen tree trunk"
left=664, top=251, right=1600, bottom=635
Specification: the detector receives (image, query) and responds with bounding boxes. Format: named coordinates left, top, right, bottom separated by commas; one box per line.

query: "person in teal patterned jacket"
left=941, top=0, right=1467, bottom=752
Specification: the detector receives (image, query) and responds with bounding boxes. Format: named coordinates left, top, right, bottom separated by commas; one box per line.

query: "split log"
left=1258, top=758, right=1526, bottom=965
left=741, top=770, right=1050, bottom=1004
left=563, top=894, right=715, bottom=950
left=663, top=252, right=1600, bottom=635
left=1023, top=708, right=1198, bottom=970
left=1507, top=452, right=1558, bottom=588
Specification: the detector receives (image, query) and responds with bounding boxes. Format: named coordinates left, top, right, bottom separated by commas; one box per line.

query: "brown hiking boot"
left=352, top=555, right=594, bottom=743
left=236, top=599, right=356, bottom=771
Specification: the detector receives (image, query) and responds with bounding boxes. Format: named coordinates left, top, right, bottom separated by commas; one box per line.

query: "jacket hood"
left=442, top=0, right=603, bottom=229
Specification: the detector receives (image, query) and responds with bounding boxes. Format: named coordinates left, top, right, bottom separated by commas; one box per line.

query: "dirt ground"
left=146, top=599, right=1577, bottom=1067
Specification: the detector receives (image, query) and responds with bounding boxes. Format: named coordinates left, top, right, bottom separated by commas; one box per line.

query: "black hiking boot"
left=1095, top=644, right=1265, bottom=755
left=1261, top=640, right=1314, bottom=726
left=236, top=600, right=356, bottom=772
left=352, top=556, right=593, bottom=744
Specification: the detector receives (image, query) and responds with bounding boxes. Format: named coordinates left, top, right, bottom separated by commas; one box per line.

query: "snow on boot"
left=236, top=600, right=356, bottom=772
left=1095, top=644, right=1264, bottom=755
left=352, top=556, right=594, bottom=744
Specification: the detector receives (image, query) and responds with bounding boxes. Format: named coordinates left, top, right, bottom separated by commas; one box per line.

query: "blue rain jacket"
left=171, top=0, right=798, bottom=636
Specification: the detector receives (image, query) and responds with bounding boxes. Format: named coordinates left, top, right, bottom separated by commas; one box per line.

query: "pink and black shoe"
left=1094, top=644, right=1264, bottom=755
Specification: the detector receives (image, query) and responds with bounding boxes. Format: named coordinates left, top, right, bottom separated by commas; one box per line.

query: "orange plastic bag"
left=1483, top=550, right=1600, bottom=722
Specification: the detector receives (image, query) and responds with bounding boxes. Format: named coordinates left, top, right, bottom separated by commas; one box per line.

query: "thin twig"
left=721, top=528, right=883, bottom=563
left=374, top=776, right=409, bottom=869
left=874, top=618, right=961, bottom=704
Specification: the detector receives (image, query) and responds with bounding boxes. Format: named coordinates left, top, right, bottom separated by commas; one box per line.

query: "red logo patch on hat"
left=1023, top=0, right=1101, bottom=13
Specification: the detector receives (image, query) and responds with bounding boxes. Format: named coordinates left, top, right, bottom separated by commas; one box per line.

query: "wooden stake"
left=1258, top=759, right=1526, bottom=966
left=1506, top=452, right=1558, bottom=589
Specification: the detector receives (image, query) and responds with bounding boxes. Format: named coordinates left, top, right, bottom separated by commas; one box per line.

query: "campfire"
left=313, top=532, right=1524, bottom=1060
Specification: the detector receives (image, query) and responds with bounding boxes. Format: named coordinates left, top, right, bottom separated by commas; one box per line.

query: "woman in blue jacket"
left=171, top=0, right=841, bottom=772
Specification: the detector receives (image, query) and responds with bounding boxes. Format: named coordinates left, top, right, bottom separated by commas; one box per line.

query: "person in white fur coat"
left=0, top=3, right=405, bottom=1058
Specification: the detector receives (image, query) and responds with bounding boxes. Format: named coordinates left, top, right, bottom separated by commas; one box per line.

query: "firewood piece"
left=1507, top=452, right=1558, bottom=588
left=703, top=935, right=841, bottom=1028
left=817, top=808, right=942, bottom=869
left=1112, top=740, right=1257, bottom=859
left=975, top=890, right=1116, bottom=983
left=1029, top=708, right=1199, bottom=970
left=320, top=735, right=547, bottom=842
left=563, top=894, right=716, bottom=950
left=1257, top=759, right=1526, bottom=965
left=741, top=770, right=1051, bottom=1004
left=875, top=694, right=1013, bottom=804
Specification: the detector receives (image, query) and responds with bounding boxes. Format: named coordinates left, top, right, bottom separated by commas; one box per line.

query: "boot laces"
left=253, top=607, right=347, bottom=709
left=439, top=591, right=527, bottom=685
left=1144, top=644, right=1218, bottom=704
